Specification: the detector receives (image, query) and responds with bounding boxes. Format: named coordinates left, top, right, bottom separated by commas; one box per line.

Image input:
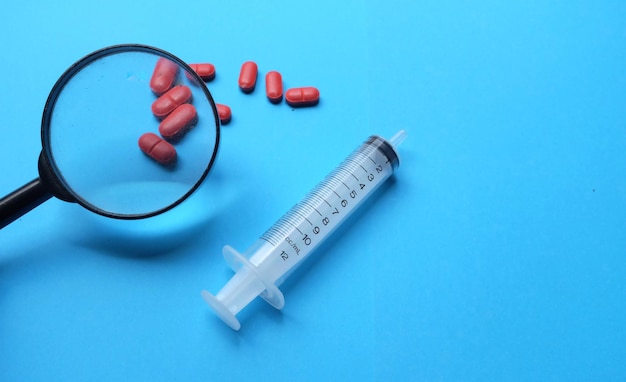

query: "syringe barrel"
left=248, top=134, right=402, bottom=285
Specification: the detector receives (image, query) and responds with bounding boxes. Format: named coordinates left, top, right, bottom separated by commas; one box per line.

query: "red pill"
left=216, top=104, right=231, bottom=125
left=188, top=63, right=216, bottom=81
left=238, top=61, right=258, bottom=93
left=265, top=71, right=283, bottom=103
left=159, top=104, right=198, bottom=141
left=151, top=85, right=192, bottom=119
left=285, top=87, right=320, bottom=107
left=138, top=132, right=177, bottom=166
left=150, top=58, right=179, bottom=95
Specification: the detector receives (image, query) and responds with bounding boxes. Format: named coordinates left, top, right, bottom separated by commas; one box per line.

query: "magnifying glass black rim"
left=40, top=43, right=220, bottom=220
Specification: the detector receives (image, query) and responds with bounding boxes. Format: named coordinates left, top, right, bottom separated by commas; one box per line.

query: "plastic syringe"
left=202, top=130, right=406, bottom=330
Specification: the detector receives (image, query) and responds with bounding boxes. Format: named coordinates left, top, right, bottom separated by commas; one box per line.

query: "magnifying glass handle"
left=0, top=178, right=52, bottom=229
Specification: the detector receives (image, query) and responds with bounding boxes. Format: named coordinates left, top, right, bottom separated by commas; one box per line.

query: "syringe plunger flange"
left=201, top=245, right=285, bottom=330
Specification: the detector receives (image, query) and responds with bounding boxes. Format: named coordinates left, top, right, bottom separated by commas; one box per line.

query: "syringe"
left=202, top=130, right=407, bottom=330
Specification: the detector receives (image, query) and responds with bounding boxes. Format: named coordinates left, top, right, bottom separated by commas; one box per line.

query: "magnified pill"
left=238, top=61, right=258, bottom=93
left=159, top=104, right=198, bottom=141
left=188, top=63, right=216, bottom=81
left=150, top=57, right=179, bottom=95
left=265, top=71, right=283, bottom=103
left=216, top=104, right=231, bottom=125
left=151, top=85, right=192, bottom=119
left=138, top=132, right=177, bottom=166
left=285, top=87, right=320, bottom=107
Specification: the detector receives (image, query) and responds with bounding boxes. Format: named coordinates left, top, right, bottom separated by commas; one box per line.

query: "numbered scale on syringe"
left=254, top=136, right=398, bottom=283
left=202, top=131, right=405, bottom=330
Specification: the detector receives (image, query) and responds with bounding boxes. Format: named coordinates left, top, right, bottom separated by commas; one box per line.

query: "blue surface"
left=1, top=1, right=625, bottom=380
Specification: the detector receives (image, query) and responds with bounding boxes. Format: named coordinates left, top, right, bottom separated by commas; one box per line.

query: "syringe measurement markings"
left=298, top=177, right=350, bottom=224
left=288, top=208, right=310, bottom=227
left=297, top=204, right=316, bottom=222
left=303, top=193, right=341, bottom=227
left=266, top=183, right=353, bottom=246
left=306, top=153, right=379, bottom=221
left=289, top=197, right=330, bottom=235
left=336, top=168, right=355, bottom=188
left=363, top=144, right=379, bottom=157
left=326, top=174, right=343, bottom=191
left=278, top=176, right=351, bottom=242
left=363, top=153, right=379, bottom=167
left=345, top=158, right=366, bottom=177
left=333, top=168, right=360, bottom=201
left=265, top=219, right=292, bottom=238
left=262, top=206, right=306, bottom=246
left=356, top=145, right=378, bottom=165
left=301, top=190, right=327, bottom=210
left=301, top=192, right=327, bottom=217
left=348, top=151, right=377, bottom=175
left=326, top=177, right=345, bottom=196
left=261, top=142, right=390, bottom=248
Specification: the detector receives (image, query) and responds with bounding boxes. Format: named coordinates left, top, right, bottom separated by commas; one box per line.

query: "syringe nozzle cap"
left=388, top=130, right=407, bottom=149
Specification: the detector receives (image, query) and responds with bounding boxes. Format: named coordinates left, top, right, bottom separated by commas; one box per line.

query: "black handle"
left=0, top=178, right=52, bottom=229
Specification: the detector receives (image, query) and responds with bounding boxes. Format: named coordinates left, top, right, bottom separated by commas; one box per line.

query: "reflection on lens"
left=42, top=46, right=219, bottom=218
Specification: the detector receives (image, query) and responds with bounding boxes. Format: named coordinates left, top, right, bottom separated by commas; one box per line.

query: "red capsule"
left=188, top=63, right=216, bottom=81
left=151, top=85, right=192, bottom=119
left=285, top=87, right=320, bottom=107
left=216, top=104, right=231, bottom=125
left=150, top=58, right=179, bottom=95
left=265, top=71, right=283, bottom=103
left=238, top=61, right=258, bottom=93
left=158, top=104, right=198, bottom=141
left=138, top=132, right=177, bottom=166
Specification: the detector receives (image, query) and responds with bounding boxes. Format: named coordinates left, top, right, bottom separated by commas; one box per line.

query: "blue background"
left=1, top=1, right=625, bottom=380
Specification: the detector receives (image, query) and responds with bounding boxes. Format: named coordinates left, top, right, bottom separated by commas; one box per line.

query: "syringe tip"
left=389, top=130, right=407, bottom=149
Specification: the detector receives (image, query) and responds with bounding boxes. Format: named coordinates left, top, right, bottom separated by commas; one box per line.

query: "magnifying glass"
left=0, top=44, right=220, bottom=229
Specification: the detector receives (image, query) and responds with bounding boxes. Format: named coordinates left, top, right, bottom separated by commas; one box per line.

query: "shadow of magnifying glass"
left=0, top=44, right=220, bottom=230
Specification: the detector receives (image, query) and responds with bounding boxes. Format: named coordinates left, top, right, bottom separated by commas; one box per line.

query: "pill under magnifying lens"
left=159, top=104, right=198, bottom=141
left=151, top=85, right=193, bottom=119
left=150, top=57, right=179, bottom=95
left=0, top=44, right=220, bottom=229
left=138, top=132, right=177, bottom=166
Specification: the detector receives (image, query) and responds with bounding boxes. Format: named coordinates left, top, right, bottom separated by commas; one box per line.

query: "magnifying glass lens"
left=44, top=46, right=219, bottom=218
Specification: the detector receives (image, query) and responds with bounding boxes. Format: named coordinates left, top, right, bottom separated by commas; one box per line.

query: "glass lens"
left=42, top=46, right=219, bottom=218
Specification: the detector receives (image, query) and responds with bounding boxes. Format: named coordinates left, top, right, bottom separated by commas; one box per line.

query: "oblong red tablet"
left=150, top=58, right=179, bottom=95
left=138, top=132, right=177, bottom=166
left=188, top=63, right=216, bottom=81
left=216, top=104, right=231, bottom=125
left=151, top=85, right=192, bottom=119
left=285, top=87, right=320, bottom=107
left=238, top=61, right=258, bottom=93
left=159, top=104, right=198, bottom=141
left=265, top=71, right=283, bottom=103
